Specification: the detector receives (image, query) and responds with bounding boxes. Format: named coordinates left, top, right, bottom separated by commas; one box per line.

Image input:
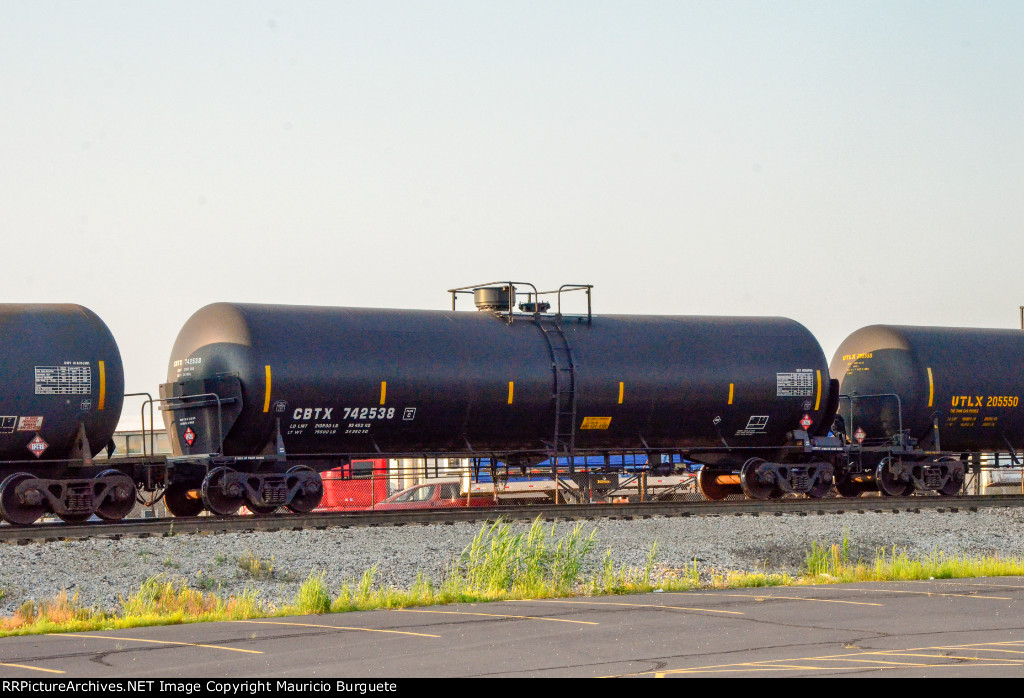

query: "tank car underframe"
left=697, top=458, right=838, bottom=501
left=836, top=448, right=967, bottom=497
left=0, top=468, right=138, bottom=526
left=164, top=455, right=326, bottom=517
left=691, top=430, right=844, bottom=501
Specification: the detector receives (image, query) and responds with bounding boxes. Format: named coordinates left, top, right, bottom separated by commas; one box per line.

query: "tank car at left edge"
left=156, top=281, right=847, bottom=516
left=0, top=304, right=143, bottom=525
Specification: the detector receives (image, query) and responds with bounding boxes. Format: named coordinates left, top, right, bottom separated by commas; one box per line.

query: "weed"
left=356, top=567, right=376, bottom=604
left=801, top=534, right=1024, bottom=584
left=804, top=530, right=852, bottom=578
left=686, top=559, right=701, bottom=587
left=331, top=566, right=380, bottom=612
left=195, top=571, right=218, bottom=592
left=0, top=591, right=100, bottom=633
left=121, top=575, right=219, bottom=618
left=294, top=572, right=331, bottom=615
left=15, top=600, right=38, bottom=625
left=453, top=518, right=598, bottom=598
left=237, top=551, right=278, bottom=579
left=589, top=544, right=663, bottom=595
left=708, top=569, right=795, bottom=588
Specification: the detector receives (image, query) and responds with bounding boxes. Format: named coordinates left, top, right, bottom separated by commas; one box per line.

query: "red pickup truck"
left=371, top=479, right=497, bottom=511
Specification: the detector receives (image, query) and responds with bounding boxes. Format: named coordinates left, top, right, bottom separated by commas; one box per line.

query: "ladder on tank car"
left=536, top=317, right=578, bottom=473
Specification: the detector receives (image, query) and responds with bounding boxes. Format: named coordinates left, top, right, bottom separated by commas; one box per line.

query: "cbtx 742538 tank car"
left=155, top=282, right=844, bottom=514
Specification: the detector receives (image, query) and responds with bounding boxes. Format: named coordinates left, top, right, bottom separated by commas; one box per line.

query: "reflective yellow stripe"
left=57, top=633, right=262, bottom=654
left=263, top=365, right=272, bottom=413
left=508, top=381, right=514, bottom=405
left=380, top=381, right=387, bottom=405
left=97, top=361, right=106, bottom=410
left=927, top=367, right=934, bottom=407
left=815, top=370, right=822, bottom=411
left=618, top=382, right=625, bottom=404
left=728, top=383, right=734, bottom=405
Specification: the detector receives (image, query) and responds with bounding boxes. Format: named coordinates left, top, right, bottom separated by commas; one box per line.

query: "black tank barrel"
left=162, top=302, right=835, bottom=460
left=0, top=304, right=124, bottom=462
left=831, top=325, right=1024, bottom=453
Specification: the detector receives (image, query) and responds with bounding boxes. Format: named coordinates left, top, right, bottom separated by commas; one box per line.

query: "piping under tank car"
left=829, top=324, right=1024, bottom=497
left=156, top=281, right=844, bottom=514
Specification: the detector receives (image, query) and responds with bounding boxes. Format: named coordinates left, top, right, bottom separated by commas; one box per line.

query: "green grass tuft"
left=450, top=518, right=599, bottom=598
left=237, top=551, right=278, bottom=579
left=294, top=572, right=332, bottom=615
left=802, top=538, right=1024, bottom=584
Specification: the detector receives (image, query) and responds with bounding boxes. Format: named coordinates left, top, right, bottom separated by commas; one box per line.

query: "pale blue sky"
left=2, top=2, right=1022, bottom=427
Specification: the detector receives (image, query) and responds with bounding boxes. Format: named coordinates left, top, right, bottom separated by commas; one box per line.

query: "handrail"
left=124, top=392, right=155, bottom=458
left=448, top=280, right=593, bottom=323
left=838, top=393, right=904, bottom=444
left=145, top=392, right=227, bottom=455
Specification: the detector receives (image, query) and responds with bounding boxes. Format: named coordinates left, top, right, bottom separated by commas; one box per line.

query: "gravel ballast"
left=2, top=508, right=1024, bottom=616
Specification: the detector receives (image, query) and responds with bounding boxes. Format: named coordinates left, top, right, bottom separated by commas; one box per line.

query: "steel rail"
left=2, top=494, right=1023, bottom=545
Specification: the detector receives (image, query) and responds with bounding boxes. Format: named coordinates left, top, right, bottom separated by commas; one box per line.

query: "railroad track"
left=3, top=493, right=1024, bottom=545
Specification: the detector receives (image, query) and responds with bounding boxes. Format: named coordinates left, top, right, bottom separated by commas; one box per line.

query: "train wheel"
left=937, top=480, right=962, bottom=496
left=806, top=477, right=834, bottom=498
left=740, top=458, right=775, bottom=500
left=876, top=458, right=914, bottom=497
left=94, top=469, right=137, bottom=522
left=0, top=473, right=45, bottom=526
left=833, top=475, right=863, bottom=498
left=696, top=467, right=731, bottom=501
left=285, top=465, right=324, bottom=513
left=202, top=467, right=244, bottom=516
left=936, top=457, right=966, bottom=496
left=164, top=482, right=204, bottom=517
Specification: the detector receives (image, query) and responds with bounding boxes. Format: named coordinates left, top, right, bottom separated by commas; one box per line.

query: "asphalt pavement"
left=3, top=577, right=1024, bottom=678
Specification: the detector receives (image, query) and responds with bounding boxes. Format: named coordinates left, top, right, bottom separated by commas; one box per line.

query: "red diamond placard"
left=183, top=427, right=196, bottom=447
left=28, top=434, right=48, bottom=458
left=800, top=414, right=813, bottom=430
left=854, top=427, right=866, bottom=444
